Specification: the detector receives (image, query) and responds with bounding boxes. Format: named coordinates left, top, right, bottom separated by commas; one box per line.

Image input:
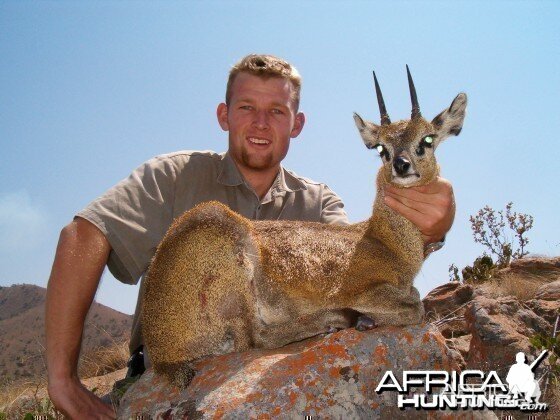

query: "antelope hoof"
left=326, top=326, right=339, bottom=334
left=355, top=315, right=378, bottom=331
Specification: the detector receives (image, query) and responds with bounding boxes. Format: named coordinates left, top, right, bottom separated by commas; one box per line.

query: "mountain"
left=0, top=284, right=133, bottom=383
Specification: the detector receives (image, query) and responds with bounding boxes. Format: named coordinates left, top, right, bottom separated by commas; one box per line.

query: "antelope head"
left=354, top=66, right=467, bottom=187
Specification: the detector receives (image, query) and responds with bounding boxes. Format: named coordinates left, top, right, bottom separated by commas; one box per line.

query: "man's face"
left=217, top=72, right=305, bottom=174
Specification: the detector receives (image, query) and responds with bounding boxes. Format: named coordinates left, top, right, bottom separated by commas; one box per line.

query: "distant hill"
left=0, top=284, right=133, bottom=383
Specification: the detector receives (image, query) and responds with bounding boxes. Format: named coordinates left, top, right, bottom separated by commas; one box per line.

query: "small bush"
left=461, top=255, right=495, bottom=284
left=449, top=202, right=534, bottom=283
left=470, top=202, right=533, bottom=267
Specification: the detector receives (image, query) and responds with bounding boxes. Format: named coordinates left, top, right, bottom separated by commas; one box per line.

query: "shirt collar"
left=217, top=152, right=244, bottom=186
left=277, top=166, right=307, bottom=193
left=217, top=151, right=308, bottom=194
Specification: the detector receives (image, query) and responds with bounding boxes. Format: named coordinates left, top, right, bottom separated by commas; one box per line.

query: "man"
left=46, top=54, right=454, bottom=418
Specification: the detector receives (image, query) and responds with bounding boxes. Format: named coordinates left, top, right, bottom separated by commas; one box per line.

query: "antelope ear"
left=431, top=93, right=467, bottom=145
left=354, top=112, right=380, bottom=150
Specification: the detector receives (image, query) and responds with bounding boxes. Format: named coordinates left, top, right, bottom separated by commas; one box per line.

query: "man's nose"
left=253, top=110, right=269, bottom=129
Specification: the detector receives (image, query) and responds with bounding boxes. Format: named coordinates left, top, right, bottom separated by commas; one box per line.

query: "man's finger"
left=385, top=189, right=433, bottom=209
left=384, top=195, right=425, bottom=222
left=385, top=193, right=441, bottom=217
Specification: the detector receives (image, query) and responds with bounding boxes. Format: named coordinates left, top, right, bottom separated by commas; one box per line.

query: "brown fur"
left=142, top=90, right=468, bottom=388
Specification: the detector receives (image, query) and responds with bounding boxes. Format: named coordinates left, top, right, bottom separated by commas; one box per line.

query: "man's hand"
left=48, top=377, right=116, bottom=419
left=383, top=177, right=455, bottom=245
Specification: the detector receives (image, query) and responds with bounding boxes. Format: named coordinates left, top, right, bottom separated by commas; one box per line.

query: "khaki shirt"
left=77, top=150, right=348, bottom=351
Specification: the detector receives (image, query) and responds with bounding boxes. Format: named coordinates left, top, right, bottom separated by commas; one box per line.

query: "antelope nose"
left=393, top=156, right=411, bottom=175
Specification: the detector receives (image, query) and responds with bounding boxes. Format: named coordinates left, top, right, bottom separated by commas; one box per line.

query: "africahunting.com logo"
left=375, top=350, right=549, bottom=412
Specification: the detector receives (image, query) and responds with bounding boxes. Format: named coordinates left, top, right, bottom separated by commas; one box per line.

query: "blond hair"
left=226, top=54, right=302, bottom=110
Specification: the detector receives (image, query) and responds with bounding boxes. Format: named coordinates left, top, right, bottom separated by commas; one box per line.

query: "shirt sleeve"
left=76, top=156, right=178, bottom=284
left=320, top=185, right=349, bottom=225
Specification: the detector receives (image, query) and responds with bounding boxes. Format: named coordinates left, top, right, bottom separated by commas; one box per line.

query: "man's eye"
left=240, top=105, right=253, bottom=111
left=271, top=108, right=284, bottom=115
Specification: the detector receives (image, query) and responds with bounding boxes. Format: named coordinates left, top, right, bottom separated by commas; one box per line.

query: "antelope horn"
left=373, top=71, right=391, bottom=125
left=406, top=65, right=421, bottom=119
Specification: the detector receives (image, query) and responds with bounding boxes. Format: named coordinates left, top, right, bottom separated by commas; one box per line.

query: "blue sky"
left=1, top=0, right=559, bottom=315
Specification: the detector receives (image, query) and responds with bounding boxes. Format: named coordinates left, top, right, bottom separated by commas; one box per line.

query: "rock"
left=118, top=325, right=477, bottom=419
left=500, top=269, right=560, bottom=330
left=534, top=279, right=560, bottom=301
left=502, top=256, right=560, bottom=277
left=430, top=313, right=472, bottom=340
left=423, top=282, right=473, bottom=317
left=423, top=282, right=473, bottom=339
left=464, top=295, right=550, bottom=376
left=445, top=334, right=471, bottom=361
left=526, top=298, right=560, bottom=326
left=84, top=367, right=128, bottom=397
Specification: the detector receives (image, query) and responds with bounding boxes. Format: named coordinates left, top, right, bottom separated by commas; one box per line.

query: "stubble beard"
left=241, top=148, right=274, bottom=171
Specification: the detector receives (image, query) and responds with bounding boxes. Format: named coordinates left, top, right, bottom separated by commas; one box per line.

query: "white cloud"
left=0, top=191, right=48, bottom=252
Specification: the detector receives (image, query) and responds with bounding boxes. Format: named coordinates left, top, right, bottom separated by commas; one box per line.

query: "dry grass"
left=0, top=340, right=128, bottom=418
left=78, top=339, right=129, bottom=379
left=482, top=271, right=552, bottom=302
left=0, top=377, right=62, bottom=419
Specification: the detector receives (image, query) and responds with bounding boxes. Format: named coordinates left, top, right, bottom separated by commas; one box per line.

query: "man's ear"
left=290, top=112, right=305, bottom=138
left=217, top=103, right=229, bottom=131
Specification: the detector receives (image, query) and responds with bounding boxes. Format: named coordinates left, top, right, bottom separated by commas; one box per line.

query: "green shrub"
left=449, top=202, right=533, bottom=283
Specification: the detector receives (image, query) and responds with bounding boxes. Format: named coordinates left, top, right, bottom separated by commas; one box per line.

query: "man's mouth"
left=247, top=137, right=271, bottom=145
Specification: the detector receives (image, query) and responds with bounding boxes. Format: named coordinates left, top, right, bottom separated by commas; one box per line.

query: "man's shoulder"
left=145, top=150, right=225, bottom=174
left=282, top=167, right=331, bottom=190
left=152, top=150, right=224, bottom=165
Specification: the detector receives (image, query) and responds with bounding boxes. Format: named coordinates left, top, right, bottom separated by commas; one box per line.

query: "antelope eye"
left=373, top=143, right=390, bottom=160
left=422, top=135, right=434, bottom=147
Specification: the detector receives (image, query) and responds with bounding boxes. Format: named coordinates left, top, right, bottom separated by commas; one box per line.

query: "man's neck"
left=238, top=166, right=280, bottom=200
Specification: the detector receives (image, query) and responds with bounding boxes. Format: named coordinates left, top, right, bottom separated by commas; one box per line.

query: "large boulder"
left=422, top=282, right=473, bottom=339
left=117, top=324, right=482, bottom=419
left=534, top=279, right=560, bottom=301
left=464, top=295, right=550, bottom=376
left=423, top=282, right=473, bottom=317
left=501, top=256, right=560, bottom=277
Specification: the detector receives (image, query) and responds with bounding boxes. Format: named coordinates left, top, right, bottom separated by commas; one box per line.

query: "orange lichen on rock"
left=119, top=325, right=476, bottom=418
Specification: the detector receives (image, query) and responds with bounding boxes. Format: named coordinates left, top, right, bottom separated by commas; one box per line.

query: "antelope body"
left=142, top=68, right=468, bottom=387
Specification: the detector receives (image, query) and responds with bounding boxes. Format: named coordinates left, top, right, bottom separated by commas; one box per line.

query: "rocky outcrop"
left=509, top=256, right=560, bottom=274
left=423, top=282, right=474, bottom=318
left=118, top=325, right=472, bottom=418
left=464, top=295, right=550, bottom=375
left=423, top=282, right=473, bottom=339
left=534, top=279, right=560, bottom=301
left=527, top=280, right=560, bottom=326
left=422, top=258, right=559, bottom=374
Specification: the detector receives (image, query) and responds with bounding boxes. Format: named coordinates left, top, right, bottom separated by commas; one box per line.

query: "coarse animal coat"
left=142, top=76, right=467, bottom=388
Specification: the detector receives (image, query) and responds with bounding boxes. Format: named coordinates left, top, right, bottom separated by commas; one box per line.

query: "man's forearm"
left=46, top=218, right=111, bottom=382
